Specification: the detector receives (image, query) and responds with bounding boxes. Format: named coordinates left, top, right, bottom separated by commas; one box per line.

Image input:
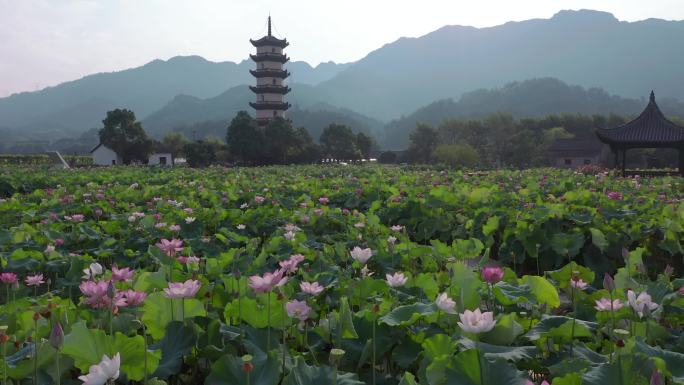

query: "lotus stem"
left=372, top=317, right=376, bottom=385
left=55, top=350, right=60, bottom=385
left=267, top=292, right=271, bottom=352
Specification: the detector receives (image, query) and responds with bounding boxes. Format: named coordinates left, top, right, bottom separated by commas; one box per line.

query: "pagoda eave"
left=250, top=38, right=289, bottom=48
left=249, top=69, right=290, bottom=79
left=249, top=53, right=290, bottom=64
left=249, top=102, right=291, bottom=111
left=249, top=85, right=291, bottom=95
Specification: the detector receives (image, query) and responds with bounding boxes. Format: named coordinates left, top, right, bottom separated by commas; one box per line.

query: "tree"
left=98, top=109, right=153, bottom=164
left=183, top=140, right=217, bottom=167
left=319, top=124, right=360, bottom=160
left=355, top=132, right=374, bottom=159
left=378, top=151, right=398, bottom=164
left=226, top=111, right=264, bottom=165
left=263, top=118, right=298, bottom=164
left=431, top=143, right=479, bottom=168
left=406, top=123, right=438, bottom=163
left=291, top=126, right=320, bottom=164
left=162, top=132, right=190, bottom=158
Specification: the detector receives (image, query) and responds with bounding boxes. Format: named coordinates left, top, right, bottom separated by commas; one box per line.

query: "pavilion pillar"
left=679, top=148, right=684, bottom=177
left=621, top=148, right=627, bottom=176
left=612, top=148, right=618, bottom=169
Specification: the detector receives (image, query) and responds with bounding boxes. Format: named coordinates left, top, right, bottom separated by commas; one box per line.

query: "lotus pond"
left=0, top=165, right=682, bottom=385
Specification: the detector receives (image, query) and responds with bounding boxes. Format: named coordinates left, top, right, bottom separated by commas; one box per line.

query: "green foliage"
left=99, top=108, right=153, bottom=164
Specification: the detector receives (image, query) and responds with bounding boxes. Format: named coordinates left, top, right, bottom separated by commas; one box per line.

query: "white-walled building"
left=90, top=143, right=122, bottom=166
left=249, top=16, right=291, bottom=126
left=148, top=152, right=173, bottom=166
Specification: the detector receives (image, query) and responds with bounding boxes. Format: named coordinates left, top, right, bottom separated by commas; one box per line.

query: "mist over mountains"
left=1, top=9, right=684, bottom=151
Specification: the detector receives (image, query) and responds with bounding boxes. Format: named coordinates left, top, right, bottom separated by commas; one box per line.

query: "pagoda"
left=596, top=91, right=684, bottom=176
left=249, top=16, right=291, bottom=126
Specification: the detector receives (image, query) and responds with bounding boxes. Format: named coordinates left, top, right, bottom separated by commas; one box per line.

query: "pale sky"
left=1, top=0, right=683, bottom=97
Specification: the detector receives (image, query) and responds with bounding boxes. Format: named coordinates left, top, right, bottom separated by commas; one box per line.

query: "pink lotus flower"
left=570, top=277, right=588, bottom=290
left=248, top=270, right=287, bottom=293
left=435, top=292, right=456, bottom=314
left=300, top=281, right=324, bottom=296
left=314, top=208, right=323, bottom=216
left=390, top=225, right=403, bottom=232
left=25, top=274, right=45, bottom=286
left=284, top=231, right=296, bottom=241
left=169, top=224, right=181, bottom=232
left=285, top=300, right=311, bottom=321
left=279, top=254, right=305, bottom=274
left=122, top=290, right=147, bottom=306
left=606, top=191, right=622, bottom=200
left=594, top=298, right=623, bottom=311
left=350, top=247, right=372, bottom=264
left=627, top=290, right=658, bottom=318
left=525, top=380, right=550, bottom=385
left=386, top=272, right=408, bottom=287
left=679, top=287, right=684, bottom=296
left=54, top=238, right=64, bottom=247
left=69, top=214, right=85, bottom=222
left=111, top=266, right=134, bottom=282
left=458, top=308, right=496, bottom=334
left=254, top=195, right=265, bottom=204
left=0, top=272, right=18, bottom=284
left=164, top=279, right=201, bottom=299
left=318, top=197, right=329, bottom=205
left=79, top=280, right=126, bottom=310
left=178, top=256, right=200, bottom=264
left=481, top=265, right=504, bottom=284
left=156, top=238, right=183, bottom=257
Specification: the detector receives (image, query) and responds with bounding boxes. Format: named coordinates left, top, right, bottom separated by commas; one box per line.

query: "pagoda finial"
left=650, top=90, right=655, bottom=103
left=268, top=15, right=272, bottom=36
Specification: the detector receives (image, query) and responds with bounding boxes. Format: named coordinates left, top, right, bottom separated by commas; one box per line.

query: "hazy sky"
left=1, top=0, right=683, bottom=97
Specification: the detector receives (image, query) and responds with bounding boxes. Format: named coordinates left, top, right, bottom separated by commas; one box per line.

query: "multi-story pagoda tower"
left=249, top=16, right=291, bottom=126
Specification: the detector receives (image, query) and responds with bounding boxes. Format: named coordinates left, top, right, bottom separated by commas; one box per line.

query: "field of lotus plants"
left=0, top=165, right=682, bottom=385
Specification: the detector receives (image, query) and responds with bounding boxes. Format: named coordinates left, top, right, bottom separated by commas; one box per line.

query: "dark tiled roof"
left=548, top=139, right=604, bottom=157
left=596, top=91, right=684, bottom=146
left=250, top=36, right=288, bottom=48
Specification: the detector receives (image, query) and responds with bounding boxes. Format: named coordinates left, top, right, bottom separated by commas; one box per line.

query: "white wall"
left=256, top=110, right=284, bottom=119
left=257, top=46, right=282, bottom=54
left=554, top=156, right=600, bottom=168
left=91, top=145, right=120, bottom=166
left=148, top=153, right=173, bottom=166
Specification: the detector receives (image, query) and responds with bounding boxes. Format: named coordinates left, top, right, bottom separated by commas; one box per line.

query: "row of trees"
left=395, top=113, right=631, bottom=168
left=225, top=111, right=375, bottom=166
left=97, top=109, right=377, bottom=167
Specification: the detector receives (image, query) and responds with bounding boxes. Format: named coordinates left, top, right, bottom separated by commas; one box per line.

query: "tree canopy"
left=98, top=108, right=153, bottom=164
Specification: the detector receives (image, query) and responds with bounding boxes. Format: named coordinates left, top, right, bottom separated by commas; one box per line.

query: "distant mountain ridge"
left=383, top=78, right=684, bottom=149
left=1, top=9, right=684, bottom=144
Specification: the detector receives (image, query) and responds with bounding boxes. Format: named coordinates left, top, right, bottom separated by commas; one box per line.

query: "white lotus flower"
left=627, top=290, right=658, bottom=318
left=78, top=353, right=120, bottom=385
left=184, top=217, right=195, bottom=224
left=435, top=292, right=456, bottom=314
left=82, top=263, right=103, bottom=280
left=458, top=308, right=496, bottom=334
left=386, top=272, right=408, bottom=287
left=350, top=247, right=372, bottom=264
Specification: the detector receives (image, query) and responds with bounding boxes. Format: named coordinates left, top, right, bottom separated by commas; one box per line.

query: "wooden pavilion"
left=596, top=91, right=684, bottom=176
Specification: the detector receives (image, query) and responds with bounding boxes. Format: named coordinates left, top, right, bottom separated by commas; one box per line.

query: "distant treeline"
left=378, top=112, right=682, bottom=168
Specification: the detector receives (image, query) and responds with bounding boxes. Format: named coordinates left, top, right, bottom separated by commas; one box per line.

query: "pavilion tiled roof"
left=596, top=91, right=684, bottom=147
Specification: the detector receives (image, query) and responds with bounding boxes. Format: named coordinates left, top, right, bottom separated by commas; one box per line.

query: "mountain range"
left=1, top=9, right=684, bottom=150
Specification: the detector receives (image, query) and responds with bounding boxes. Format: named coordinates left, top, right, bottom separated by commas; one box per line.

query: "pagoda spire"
left=268, top=15, right=272, bottom=37
left=650, top=90, right=655, bottom=103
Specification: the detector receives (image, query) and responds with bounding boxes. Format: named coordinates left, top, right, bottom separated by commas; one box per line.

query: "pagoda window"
left=272, top=47, right=275, bottom=53
left=272, top=78, right=276, bottom=85
left=273, top=110, right=277, bottom=117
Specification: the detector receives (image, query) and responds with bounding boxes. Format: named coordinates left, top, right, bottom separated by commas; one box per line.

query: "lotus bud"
left=650, top=370, right=662, bottom=385
left=664, top=265, right=674, bottom=278
left=603, top=273, right=615, bottom=292
left=49, top=322, right=64, bottom=350
left=107, top=280, right=116, bottom=299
